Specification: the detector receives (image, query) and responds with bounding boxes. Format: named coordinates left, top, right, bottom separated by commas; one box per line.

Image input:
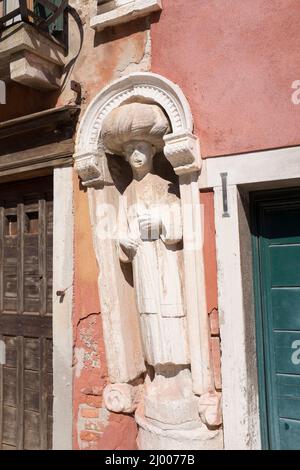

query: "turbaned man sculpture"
left=101, top=101, right=220, bottom=449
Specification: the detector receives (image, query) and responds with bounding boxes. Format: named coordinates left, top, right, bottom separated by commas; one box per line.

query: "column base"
left=135, top=404, right=223, bottom=450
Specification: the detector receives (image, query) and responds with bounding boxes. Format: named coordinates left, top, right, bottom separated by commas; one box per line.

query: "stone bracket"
left=91, top=0, right=162, bottom=32
left=10, top=51, right=61, bottom=90
left=74, top=151, right=110, bottom=187
left=164, top=132, right=202, bottom=175
left=0, top=23, right=65, bottom=91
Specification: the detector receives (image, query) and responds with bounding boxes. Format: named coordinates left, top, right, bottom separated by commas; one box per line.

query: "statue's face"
left=124, top=141, right=155, bottom=171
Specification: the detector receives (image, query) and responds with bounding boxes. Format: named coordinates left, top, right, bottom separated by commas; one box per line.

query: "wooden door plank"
left=252, top=190, right=300, bottom=450
left=0, top=334, right=3, bottom=449
left=39, top=337, right=47, bottom=450
left=38, top=199, right=47, bottom=317
left=16, top=336, right=24, bottom=450
left=0, top=314, right=52, bottom=338
left=0, top=177, right=53, bottom=450
left=17, top=203, right=24, bottom=315
left=0, top=206, right=4, bottom=314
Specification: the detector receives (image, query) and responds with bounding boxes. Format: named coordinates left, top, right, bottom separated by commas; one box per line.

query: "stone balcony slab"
left=0, top=22, right=65, bottom=90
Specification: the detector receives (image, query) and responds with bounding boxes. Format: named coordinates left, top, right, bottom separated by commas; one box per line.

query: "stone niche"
left=90, top=0, right=162, bottom=32
left=0, top=22, right=65, bottom=90
left=74, top=72, right=223, bottom=450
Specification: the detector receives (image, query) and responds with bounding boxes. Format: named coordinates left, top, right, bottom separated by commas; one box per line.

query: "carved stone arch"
left=74, top=74, right=218, bottom=445
left=75, top=73, right=201, bottom=186
left=76, top=72, right=193, bottom=152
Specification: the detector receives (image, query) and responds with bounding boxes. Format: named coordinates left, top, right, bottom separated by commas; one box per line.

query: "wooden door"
left=252, top=189, right=300, bottom=450
left=0, top=176, right=53, bottom=450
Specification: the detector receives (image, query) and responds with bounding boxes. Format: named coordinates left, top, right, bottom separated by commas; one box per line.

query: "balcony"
left=0, top=1, right=68, bottom=90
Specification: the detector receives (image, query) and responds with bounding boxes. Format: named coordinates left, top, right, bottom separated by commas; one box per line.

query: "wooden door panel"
left=270, top=245, right=300, bottom=286
left=253, top=192, right=300, bottom=450
left=279, top=418, right=300, bottom=450
left=0, top=176, right=53, bottom=450
left=271, top=289, right=300, bottom=329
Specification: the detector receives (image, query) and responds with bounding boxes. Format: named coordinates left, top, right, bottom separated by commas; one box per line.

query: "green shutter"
left=34, top=0, right=63, bottom=33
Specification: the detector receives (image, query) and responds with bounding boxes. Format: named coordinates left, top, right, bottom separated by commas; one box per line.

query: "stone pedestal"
left=136, top=403, right=223, bottom=450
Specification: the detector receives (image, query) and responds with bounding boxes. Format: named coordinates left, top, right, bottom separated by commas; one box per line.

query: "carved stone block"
left=164, top=132, right=202, bottom=175
left=10, top=52, right=61, bottom=90
left=0, top=23, right=65, bottom=91
left=91, top=0, right=162, bottom=32
left=74, top=151, right=109, bottom=187
left=104, top=383, right=144, bottom=413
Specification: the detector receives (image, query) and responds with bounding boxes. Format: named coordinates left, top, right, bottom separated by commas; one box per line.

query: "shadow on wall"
left=93, top=12, right=160, bottom=47
left=60, top=5, right=84, bottom=92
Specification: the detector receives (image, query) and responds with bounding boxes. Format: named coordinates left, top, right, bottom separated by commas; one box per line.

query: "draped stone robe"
left=118, top=172, right=190, bottom=367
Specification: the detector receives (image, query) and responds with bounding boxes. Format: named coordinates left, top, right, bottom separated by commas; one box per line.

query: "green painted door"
left=252, top=189, right=300, bottom=450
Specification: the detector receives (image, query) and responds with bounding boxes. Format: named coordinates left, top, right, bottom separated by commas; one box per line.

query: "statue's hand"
left=138, top=212, right=162, bottom=240
left=119, top=237, right=140, bottom=259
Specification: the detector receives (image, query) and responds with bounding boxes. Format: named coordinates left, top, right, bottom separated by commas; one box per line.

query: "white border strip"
left=200, top=146, right=300, bottom=188
left=214, top=186, right=261, bottom=449
left=52, top=166, right=73, bottom=450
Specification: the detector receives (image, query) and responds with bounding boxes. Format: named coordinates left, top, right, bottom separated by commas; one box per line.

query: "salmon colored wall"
left=73, top=176, right=138, bottom=450
left=201, top=190, right=221, bottom=391
left=69, top=7, right=150, bottom=450
left=151, top=0, right=300, bottom=158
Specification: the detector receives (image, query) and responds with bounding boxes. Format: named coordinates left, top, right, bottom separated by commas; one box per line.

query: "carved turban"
left=101, top=102, right=171, bottom=155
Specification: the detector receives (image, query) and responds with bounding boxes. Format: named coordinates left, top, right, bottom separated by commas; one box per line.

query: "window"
left=1, top=1, right=65, bottom=41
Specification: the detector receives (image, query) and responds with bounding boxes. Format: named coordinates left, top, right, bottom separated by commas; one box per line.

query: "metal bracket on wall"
left=220, top=172, right=230, bottom=217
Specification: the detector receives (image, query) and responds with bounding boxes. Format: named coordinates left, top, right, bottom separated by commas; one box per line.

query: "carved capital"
left=103, top=383, right=144, bottom=414
left=198, top=392, right=222, bottom=428
left=74, top=151, right=107, bottom=187
left=163, top=132, right=202, bottom=175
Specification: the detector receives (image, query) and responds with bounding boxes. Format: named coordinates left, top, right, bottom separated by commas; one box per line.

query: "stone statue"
left=101, top=102, right=218, bottom=449
left=102, top=102, right=189, bottom=370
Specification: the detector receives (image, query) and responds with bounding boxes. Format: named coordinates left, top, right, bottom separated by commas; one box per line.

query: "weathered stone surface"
left=75, top=73, right=222, bottom=450
left=10, top=52, right=61, bottom=90
left=91, top=0, right=162, bottom=32
left=0, top=23, right=65, bottom=90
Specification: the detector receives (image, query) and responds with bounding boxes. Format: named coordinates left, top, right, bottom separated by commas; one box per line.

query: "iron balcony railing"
left=0, top=0, right=68, bottom=43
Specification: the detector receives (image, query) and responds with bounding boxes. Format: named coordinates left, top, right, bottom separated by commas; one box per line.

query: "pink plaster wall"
left=151, top=0, right=300, bottom=157
left=73, top=174, right=138, bottom=450
left=201, top=190, right=221, bottom=391
left=70, top=11, right=149, bottom=451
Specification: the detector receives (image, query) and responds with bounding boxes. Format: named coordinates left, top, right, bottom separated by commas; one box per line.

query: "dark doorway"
left=0, top=176, right=53, bottom=450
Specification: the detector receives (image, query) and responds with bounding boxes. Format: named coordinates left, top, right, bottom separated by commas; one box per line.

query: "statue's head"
left=101, top=102, right=171, bottom=174
left=123, top=140, right=155, bottom=174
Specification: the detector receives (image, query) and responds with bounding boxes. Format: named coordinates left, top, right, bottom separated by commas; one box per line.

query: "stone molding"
left=90, top=0, right=162, bottom=32
left=75, top=72, right=198, bottom=186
